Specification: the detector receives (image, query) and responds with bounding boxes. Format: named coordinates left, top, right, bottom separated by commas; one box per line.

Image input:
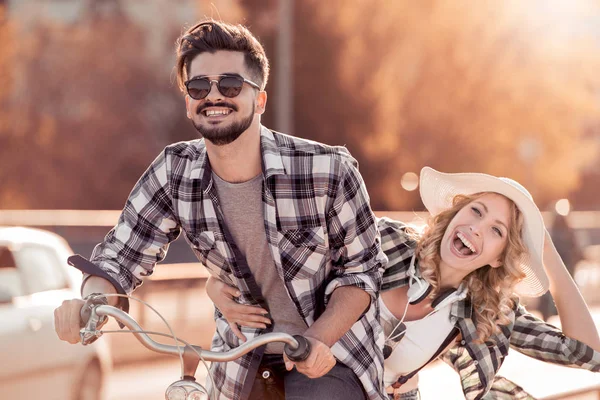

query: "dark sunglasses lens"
left=218, top=77, right=243, bottom=97
left=187, top=79, right=210, bottom=99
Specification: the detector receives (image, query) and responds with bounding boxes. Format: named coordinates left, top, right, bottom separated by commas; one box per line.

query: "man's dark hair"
left=175, top=20, right=270, bottom=92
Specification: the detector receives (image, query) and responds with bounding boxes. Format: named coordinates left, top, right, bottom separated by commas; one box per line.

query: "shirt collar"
left=189, top=139, right=208, bottom=181
left=259, top=125, right=287, bottom=180
left=189, top=125, right=287, bottom=190
left=450, top=283, right=472, bottom=319
left=411, top=256, right=472, bottom=320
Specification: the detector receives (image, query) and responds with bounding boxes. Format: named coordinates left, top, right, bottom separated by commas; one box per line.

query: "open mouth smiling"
left=451, top=230, right=479, bottom=258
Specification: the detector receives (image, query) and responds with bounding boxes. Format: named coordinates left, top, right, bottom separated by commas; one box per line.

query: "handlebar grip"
left=284, top=335, right=311, bottom=362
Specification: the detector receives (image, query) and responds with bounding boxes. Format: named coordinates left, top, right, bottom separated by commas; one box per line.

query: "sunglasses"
left=185, top=75, right=260, bottom=100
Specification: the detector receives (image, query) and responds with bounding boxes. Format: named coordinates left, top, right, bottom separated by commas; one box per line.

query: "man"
left=54, top=20, right=387, bottom=400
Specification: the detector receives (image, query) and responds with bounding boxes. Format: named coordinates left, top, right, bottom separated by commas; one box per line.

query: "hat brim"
left=419, top=167, right=548, bottom=297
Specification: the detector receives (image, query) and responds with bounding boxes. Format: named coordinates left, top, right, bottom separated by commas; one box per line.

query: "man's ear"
left=255, top=91, right=267, bottom=115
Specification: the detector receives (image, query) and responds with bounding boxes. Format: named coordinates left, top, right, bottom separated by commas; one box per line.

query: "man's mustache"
left=197, top=102, right=238, bottom=114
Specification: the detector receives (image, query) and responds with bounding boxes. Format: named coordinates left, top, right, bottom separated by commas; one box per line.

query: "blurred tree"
left=0, top=4, right=199, bottom=209
left=83, top=0, right=127, bottom=20
left=570, top=121, right=600, bottom=210
left=2, top=0, right=599, bottom=212
left=230, top=0, right=278, bottom=130
left=0, top=5, right=28, bottom=207
left=0, top=0, right=248, bottom=210
left=289, top=0, right=600, bottom=210
left=0, top=18, right=162, bottom=208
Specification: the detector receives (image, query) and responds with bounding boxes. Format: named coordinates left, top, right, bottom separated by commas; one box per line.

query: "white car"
left=0, top=227, right=112, bottom=400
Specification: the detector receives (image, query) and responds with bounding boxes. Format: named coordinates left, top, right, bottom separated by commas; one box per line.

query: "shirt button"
left=473, top=360, right=479, bottom=366
left=460, top=340, right=466, bottom=345
left=262, top=370, right=271, bottom=379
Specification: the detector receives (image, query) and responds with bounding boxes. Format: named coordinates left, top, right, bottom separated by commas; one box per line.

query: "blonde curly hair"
left=414, top=193, right=527, bottom=343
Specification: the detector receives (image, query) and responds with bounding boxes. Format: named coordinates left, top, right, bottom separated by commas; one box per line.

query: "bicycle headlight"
left=166, top=378, right=208, bottom=400
left=165, top=386, right=187, bottom=400
left=187, top=390, right=208, bottom=400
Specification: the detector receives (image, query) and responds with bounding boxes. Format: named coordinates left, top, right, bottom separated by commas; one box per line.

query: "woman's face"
left=440, top=193, right=513, bottom=277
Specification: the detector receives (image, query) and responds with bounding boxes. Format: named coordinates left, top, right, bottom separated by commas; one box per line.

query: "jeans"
left=248, top=355, right=365, bottom=400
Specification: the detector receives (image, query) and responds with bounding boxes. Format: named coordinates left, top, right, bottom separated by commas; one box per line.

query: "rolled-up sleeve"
left=510, top=304, right=600, bottom=370
left=85, top=149, right=181, bottom=294
left=324, top=160, right=386, bottom=302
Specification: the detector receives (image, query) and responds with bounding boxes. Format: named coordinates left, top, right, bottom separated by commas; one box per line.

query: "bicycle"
left=79, top=293, right=312, bottom=400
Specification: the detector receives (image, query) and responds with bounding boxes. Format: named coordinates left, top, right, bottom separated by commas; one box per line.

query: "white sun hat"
left=419, top=166, right=548, bottom=297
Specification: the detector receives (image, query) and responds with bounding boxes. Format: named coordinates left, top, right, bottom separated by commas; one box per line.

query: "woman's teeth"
left=456, top=232, right=476, bottom=254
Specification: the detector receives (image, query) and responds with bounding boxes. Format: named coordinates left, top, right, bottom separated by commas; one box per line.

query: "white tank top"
left=379, top=296, right=457, bottom=387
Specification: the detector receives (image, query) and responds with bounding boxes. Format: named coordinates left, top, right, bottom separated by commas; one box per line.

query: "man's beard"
left=192, top=101, right=255, bottom=146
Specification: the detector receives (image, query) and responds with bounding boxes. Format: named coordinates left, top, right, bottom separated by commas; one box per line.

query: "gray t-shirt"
left=212, top=172, right=307, bottom=353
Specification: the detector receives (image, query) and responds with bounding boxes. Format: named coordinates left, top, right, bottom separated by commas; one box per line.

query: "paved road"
left=107, top=352, right=600, bottom=400
left=107, top=358, right=208, bottom=400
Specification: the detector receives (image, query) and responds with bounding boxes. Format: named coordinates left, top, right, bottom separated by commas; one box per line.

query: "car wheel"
left=74, top=360, right=103, bottom=400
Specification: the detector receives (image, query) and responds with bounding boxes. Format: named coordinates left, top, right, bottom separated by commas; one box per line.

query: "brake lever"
left=79, top=294, right=108, bottom=345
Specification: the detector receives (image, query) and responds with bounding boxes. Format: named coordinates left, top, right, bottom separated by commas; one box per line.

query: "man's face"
left=185, top=51, right=266, bottom=145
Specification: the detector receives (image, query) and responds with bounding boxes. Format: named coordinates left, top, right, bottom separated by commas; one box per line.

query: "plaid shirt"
left=87, top=126, right=387, bottom=400
left=379, top=217, right=600, bottom=400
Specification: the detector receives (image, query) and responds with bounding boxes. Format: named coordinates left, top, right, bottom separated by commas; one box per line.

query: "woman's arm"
left=508, top=231, right=600, bottom=370
left=205, top=276, right=271, bottom=341
left=543, top=229, right=600, bottom=351
left=510, top=303, right=600, bottom=370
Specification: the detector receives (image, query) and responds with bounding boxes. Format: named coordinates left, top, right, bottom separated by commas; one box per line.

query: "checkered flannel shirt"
left=86, top=126, right=387, bottom=400
left=379, top=217, right=600, bottom=400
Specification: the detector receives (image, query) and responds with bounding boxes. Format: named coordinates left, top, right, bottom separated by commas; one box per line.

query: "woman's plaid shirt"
left=87, top=126, right=388, bottom=400
left=379, top=217, right=600, bottom=400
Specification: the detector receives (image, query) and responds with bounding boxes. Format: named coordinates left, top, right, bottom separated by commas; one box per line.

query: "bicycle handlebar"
left=82, top=304, right=311, bottom=362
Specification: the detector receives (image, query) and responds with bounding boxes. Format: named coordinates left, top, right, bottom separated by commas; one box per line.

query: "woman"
left=206, top=167, right=600, bottom=399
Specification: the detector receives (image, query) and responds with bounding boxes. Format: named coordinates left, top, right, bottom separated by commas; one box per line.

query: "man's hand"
left=54, top=298, right=86, bottom=344
left=55, top=276, right=117, bottom=344
left=205, top=276, right=271, bottom=341
left=283, top=337, right=337, bottom=378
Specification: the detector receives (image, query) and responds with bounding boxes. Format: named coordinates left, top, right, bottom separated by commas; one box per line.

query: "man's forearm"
left=304, top=286, right=371, bottom=347
left=82, top=276, right=119, bottom=306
